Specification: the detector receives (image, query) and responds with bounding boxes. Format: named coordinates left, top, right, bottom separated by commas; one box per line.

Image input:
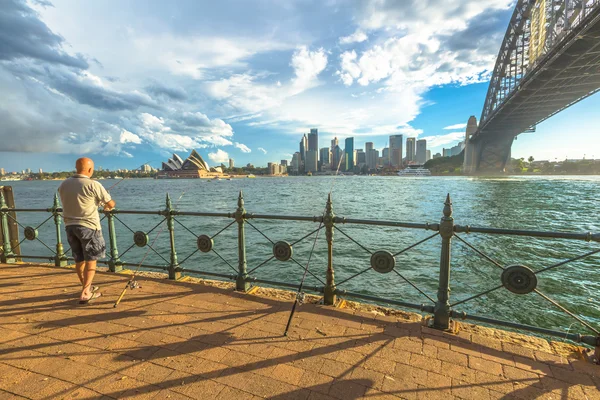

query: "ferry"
left=397, top=165, right=431, bottom=177
left=247, top=174, right=256, bottom=178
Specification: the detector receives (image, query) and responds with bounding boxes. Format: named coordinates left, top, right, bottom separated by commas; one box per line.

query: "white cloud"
left=290, top=46, right=328, bottom=94
left=339, top=30, right=368, bottom=45
left=444, top=123, right=467, bottom=130
left=120, top=129, right=142, bottom=144
left=258, top=147, right=267, bottom=154
left=133, top=112, right=233, bottom=151
left=234, top=142, right=252, bottom=153
left=133, top=35, right=291, bottom=79
left=421, top=131, right=465, bottom=148
left=208, top=149, right=229, bottom=163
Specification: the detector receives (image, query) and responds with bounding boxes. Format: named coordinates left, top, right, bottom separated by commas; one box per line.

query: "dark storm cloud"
left=0, top=0, right=88, bottom=69
left=145, top=82, right=188, bottom=101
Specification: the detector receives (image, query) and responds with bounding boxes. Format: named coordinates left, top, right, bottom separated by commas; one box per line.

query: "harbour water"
left=6, top=175, right=600, bottom=336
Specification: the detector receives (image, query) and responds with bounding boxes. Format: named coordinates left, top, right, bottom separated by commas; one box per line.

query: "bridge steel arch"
left=464, top=0, right=600, bottom=174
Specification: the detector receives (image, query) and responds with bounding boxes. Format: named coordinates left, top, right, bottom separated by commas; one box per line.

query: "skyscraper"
left=406, top=137, right=416, bottom=162
left=291, top=152, right=301, bottom=173
left=367, top=149, right=379, bottom=170
left=0, top=168, right=5, bottom=176
left=344, top=138, right=354, bottom=172
left=382, top=148, right=389, bottom=165
left=306, top=150, right=318, bottom=173
left=331, top=145, right=343, bottom=171
left=416, top=139, right=427, bottom=164
left=426, top=150, right=431, bottom=162
left=365, top=142, right=374, bottom=152
left=389, top=135, right=403, bottom=167
left=308, top=128, right=318, bottom=152
left=319, top=147, right=330, bottom=171
left=281, top=160, right=288, bottom=167
left=299, top=134, right=307, bottom=162
left=229, top=158, right=234, bottom=169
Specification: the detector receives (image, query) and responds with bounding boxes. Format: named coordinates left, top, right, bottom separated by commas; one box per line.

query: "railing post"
left=52, top=193, right=67, bottom=267
left=105, top=209, right=123, bottom=272
left=235, top=191, right=250, bottom=292
left=165, top=193, right=181, bottom=280
left=433, top=194, right=454, bottom=330
left=0, top=191, right=15, bottom=264
left=323, top=194, right=336, bottom=305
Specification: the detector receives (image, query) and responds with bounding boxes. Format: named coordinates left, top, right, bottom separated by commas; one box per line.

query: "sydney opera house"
left=157, top=150, right=226, bottom=179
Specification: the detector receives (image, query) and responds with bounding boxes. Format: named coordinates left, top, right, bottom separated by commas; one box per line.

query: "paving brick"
left=329, top=379, right=369, bottom=400
left=502, top=365, right=542, bottom=388
left=362, top=355, right=396, bottom=375
left=437, top=347, right=468, bottom=366
left=271, top=363, right=306, bottom=385
left=349, top=366, right=385, bottom=389
left=409, top=353, right=441, bottom=373
left=451, top=378, right=492, bottom=400
left=468, top=355, right=504, bottom=376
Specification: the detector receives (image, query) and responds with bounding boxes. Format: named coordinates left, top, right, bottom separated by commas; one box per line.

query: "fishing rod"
left=113, top=189, right=190, bottom=308
left=283, top=154, right=345, bottom=336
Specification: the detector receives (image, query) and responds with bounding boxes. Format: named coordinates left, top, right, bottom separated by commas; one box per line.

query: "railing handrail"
left=4, top=205, right=600, bottom=242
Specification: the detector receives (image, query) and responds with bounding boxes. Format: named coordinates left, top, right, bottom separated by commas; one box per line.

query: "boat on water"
left=0, top=177, right=21, bottom=182
left=247, top=174, right=256, bottom=178
left=397, top=165, right=432, bottom=177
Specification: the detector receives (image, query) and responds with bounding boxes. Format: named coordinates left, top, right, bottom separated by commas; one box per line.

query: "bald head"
left=76, top=157, right=94, bottom=177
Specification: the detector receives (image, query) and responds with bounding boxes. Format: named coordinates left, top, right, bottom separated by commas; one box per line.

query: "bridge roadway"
left=0, top=264, right=598, bottom=399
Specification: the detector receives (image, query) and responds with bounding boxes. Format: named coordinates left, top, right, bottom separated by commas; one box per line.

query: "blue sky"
left=1, top=0, right=599, bottom=172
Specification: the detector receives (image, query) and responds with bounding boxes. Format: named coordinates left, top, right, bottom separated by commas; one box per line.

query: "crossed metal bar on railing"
left=1, top=189, right=599, bottom=356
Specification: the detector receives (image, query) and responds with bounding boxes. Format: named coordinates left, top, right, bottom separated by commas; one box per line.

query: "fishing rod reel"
left=296, top=291, right=306, bottom=305
left=128, top=280, right=141, bottom=290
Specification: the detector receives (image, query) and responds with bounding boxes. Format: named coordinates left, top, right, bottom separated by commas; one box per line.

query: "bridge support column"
left=463, top=137, right=514, bottom=175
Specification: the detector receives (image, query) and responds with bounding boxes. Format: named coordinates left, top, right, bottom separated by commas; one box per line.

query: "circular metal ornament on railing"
left=501, top=265, right=537, bottom=294
left=133, top=231, right=149, bottom=247
left=24, top=226, right=38, bottom=241
left=197, top=235, right=213, bottom=253
left=370, top=250, right=396, bottom=273
left=273, top=241, right=293, bottom=261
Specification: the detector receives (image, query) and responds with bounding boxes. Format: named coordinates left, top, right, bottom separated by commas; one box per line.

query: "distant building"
left=229, top=158, right=234, bottom=169
left=344, top=138, right=354, bottom=172
left=382, top=147, right=389, bottom=165
left=291, top=152, right=301, bottom=173
left=389, top=135, right=403, bottom=167
left=367, top=149, right=379, bottom=170
left=281, top=160, right=288, bottom=167
left=140, top=164, right=152, bottom=173
left=356, top=149, right=366, bottom=167
left=433, top=153, right=441, bottom=159
left=319, top=147, right=330, bottom=171
left=268, top=162, right=281, bottom=175
left=406, top=137, right=416, bottom=162
left=26, top=168, right=31, bottom=174
left=426, top=150, right=431, bottom=162
left=246, top=163, right=254, bottom=168
left=331, top=145, right=343, bottom=171
left=308, top=129, right=319, bottom=152
left=0, top=168, right=5, bottom=176
left=305, top=150, right=318, bottom=173
left=279, top=164, right=287, bottom=175
left=299, top=134, right=308, bottom=172
left=416, top=139, right=427, bottom=164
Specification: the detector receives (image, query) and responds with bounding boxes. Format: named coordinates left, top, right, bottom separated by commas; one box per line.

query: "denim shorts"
left=65, top=225, right=106, bottom=262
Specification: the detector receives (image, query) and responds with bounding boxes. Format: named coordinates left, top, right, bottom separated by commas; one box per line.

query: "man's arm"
left=104, top=199, right=116, bottom=211
left=95, top=182, right=116, bottom=210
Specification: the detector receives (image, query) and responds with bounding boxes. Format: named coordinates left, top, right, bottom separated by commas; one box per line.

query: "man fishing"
left=58, top=157, right=116, bottom=304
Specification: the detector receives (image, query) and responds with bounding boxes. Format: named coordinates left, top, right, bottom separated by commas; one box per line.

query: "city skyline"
left=1, top=0, right=600, bottom=172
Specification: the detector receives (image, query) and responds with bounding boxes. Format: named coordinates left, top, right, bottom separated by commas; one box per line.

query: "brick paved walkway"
left=0, top=264, right=598, bottom=399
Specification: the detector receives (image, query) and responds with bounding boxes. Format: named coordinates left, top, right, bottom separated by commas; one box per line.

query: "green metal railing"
left=1, top=189, right=599, bottom=354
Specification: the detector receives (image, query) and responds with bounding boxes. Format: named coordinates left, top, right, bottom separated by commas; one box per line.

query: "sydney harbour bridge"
left=463, top=0, right=600, bottom=174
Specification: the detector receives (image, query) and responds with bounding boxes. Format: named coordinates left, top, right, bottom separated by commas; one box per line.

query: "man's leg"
left=80, top=260, right=97, bottom=300
left=75, top=261, right=85, bottom=284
